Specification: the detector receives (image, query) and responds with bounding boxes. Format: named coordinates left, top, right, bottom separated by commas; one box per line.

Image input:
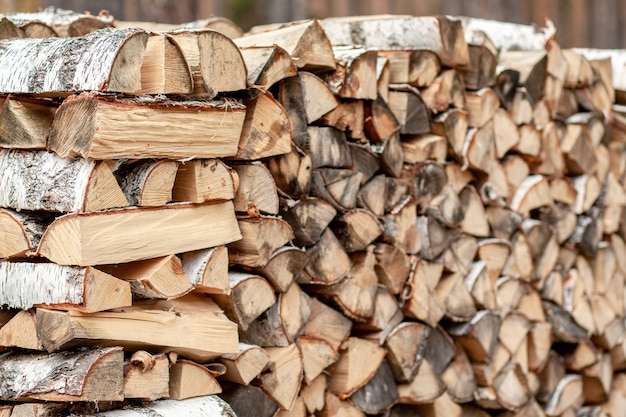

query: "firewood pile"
left=0, top=7, right=625, bottom=417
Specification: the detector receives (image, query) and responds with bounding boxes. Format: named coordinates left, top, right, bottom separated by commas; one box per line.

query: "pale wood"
left=402, top=259, right=446, bottom=327
left=328, top=337, right=386, bottom=399
left=172, top=159, right=235, bottom=204
left=377, top=54, right=391, bottom=101
left=0, top=208, right=53, bottom=259
left=220, top=343, right=269, bottom=385
left=0, top=150, right=128, bottom=213
left=267, top=148, right=312, bottom=198
left=123, top=352, right=169, bottom=401
left=169, top=359, right=221, bottom=400
left=332, top=209, right=383, bottom=252
left=374, top=242, right=410, bottom=295
left=98, top=254, right=192, bottom=300
left=301, top=374, right=327, bottom=414
left=544, top=375, right=584, bottom=416
left=384, top=196, right=421, bottom=255
left=464, top=260, right=498, bottom=310
left=442, top=234, right=478, bottom=276
left=301, top=298, right=352, bottom=352
left=235, top=91, right=292, bottom=160
left=9, top=403, right=67, bottom=417
left=514, top=124, right=542, bottom=157
left=87, top=396, right=236, bottom=417
left=510, top=175, right=554, bottom=216
left=353, top=285, right=403, bottom=344
left=138, top=33, right=193, bottom=95
left=448, top=310, right=501, bottom=363
left=282, top=197, right=337, bottom=247
left=420, top=69, right=466, bottom=113
left=494, top=108, right=520, bottom=158
left=228, top=216, right=294, bottom=267
left=168, top=29, right=247, bottom=96
left=442, top=343, right=476, bottom=403
left=300, top=228, right=351, bottom=285
left=0, top=346, right=123, bottom=402
left=239, top=46, right=297, bottom=90
left=431, top=109, right=468, bottom=158
left=258, top=344, right=303, bottom=410
left=0, top=95, right=56, bottom=150
left=232, top=162, right=279, bottom=215
left=297, top=336, right=340, bottom=384
left=38, top=201, right=240, bottom=266
left=385, top=321, right=431, bottom=382
left=114, top=159, right=179, bottom=207
left=318, top=100, right=365, bottom=140
left=350, top=360, right=398, bottom=414
left=387, top=85, right=431, bottom=135
left=320, top=15, right=468, bottom=68
left=320, top=392, right=365, bottom=417
left=212, top=272, right=276, bottom=330
left=0, top=28, right=147, bottom=94
left=308, top=126, right=352, bottom=170
left=36, top=294, right=238, bottom=361
left=48, top=92, right=246, bottom=160
left=401, top=134, right=447, bottom=164
left=364, top=93, right=401, bottom=143
left=379, top=49, right=441, bottom=87
left=325, top=47, right=377, bottom=99
left=465, top=88, right=500, bottom=128
left=180, top=246, right=230, bottom=295
left=0, top=262, right=130, bottom=313
left=238, top=20, right=336, bottom=71
left=460, top=185, right=490, bottom=237
left=252, top=246, right=306, bottom=292
left=0, top=309, right=42, bottom=350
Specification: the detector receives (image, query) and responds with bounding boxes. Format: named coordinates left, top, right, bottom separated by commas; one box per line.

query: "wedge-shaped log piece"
left=0, top=28, right=147, bottom=94
left=181, top=246, right=229, bottom=295
left=114, top=159, right=179, bottom=207
left=282, top=197, right=337, bottom=247
left=172, top=159, right=235, bottom=204
left=301, top=374, right=327, bottom=414
left=232, top=162, right=279, bottom=215
left=492, top=362, right=531, bottom=410
left=228, top=216, right=294, bottom=267
left=235, top=91, right=292, bottom=160
left=168, top=29, right=246, bottom=96
left=462, top=29, right=498, bottom=90
left=301, top=298, right=352, bottom=352
left=300, top=228, right=351, bottom=285
left=237, top=20, right=335, bottom=71
left=0, top=16, right=22, bottom=39
left=388, top=85, right=431, bottom=135
left=241, top=282, right=311, bottom=346
left=212, top=272, right=276, bottom=330
left=431, top=109, right=468, bottom=158
left=320, top=392, right=365, bottom=417
left=374, top=243, right=410, bottom=295
left=169, top=359, right=222, bottom=400
left=419, top=69, right=466, bottom=113
left=365, top=93, right=401, bottom=143
left=297, top=72, right=339, bottom=123
left=308, top=126, right=353, bottom=169
left=124, top=351, right=169, bottom=401
left=319, top=100, right=365, bottom=140
left=0, top=150, right=128, bottom=213
left=0, top=208, right=54, bottom=259
left=8, top=403, right=68, bottom=416
left=354, top=285, right=403, bottom=345
left=465, top=88, right=499, bottom=128
left=332, top=209, right=383, bottom=252
left=447, top=310, right=501, bottom=363
left=37, top=294, right=238, bottom=361
left=321, top=15, right=468, bottom=68
left=397, top=360, right=445, bottom=404
left=442, top=343, right=476, bottom=403
left=138, top=33, right=193, bottom=95
left=402, top=260, right=445, bottom=327
left=0, top=309, right=42, bottom=350
left=38, top=201, right=241, bottom=266
left=0, top=346, right=123, bottom=402
left=464, top=261, right=497, bottom=310
left=267, top=148, right=312, bottom=198
left=510, top=175, right=553, bottom=216
left=221, top=385, right=277, bottom=417
left=561, top=123, right=598, bottom=175
left=253, top=246, right=306, bottom=292
left=48, top=93, right=246, bottom=160
left=328, top=337, right=386, bottom=399
left=0, top=262, right=130, bottom=313
left=0, top=95, right=56, bottom=150
left=350, top=360, right=398, bottom=414
left=4, top=7, right=114, bottom=37
left=311, top=168, right=363, bottom=212
left=401, top=134, right=446, bottom=164
left=298, top=336, right=339, bottom=384
left=385, top=321, right=431, bottom=383
left=98, top=254, right=192, bottom=300
left=379, top=50, right=440, bottom=87
left=258, top=344, right=303, bottom=411
left=325, top=47, right=377, bottom=99
left=544, top=375, right=583, bottom=416
left=88, top=395, right=236, bottom=417
left=220, top=343, right=269, bottom=385
left=240, top=46, right=297, bottom=90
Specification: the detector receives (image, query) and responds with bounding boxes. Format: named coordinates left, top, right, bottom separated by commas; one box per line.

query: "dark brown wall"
left=7, top=0, right=626, bottom=48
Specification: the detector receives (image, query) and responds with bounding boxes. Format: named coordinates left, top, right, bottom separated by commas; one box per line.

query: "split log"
left=318, top=100, right=365, bottom=140
left=228, top=216, right=294, bottom=267
left=378, top=49, right=441, bottom=87
left=374, top=242, right=410, bottom=295
left=0, top=347, right=123, bottom=402
left=397, top=360, right=445, bottom=404
left=0, top=150, right=128, bottom=213
left=436, top=271, right=477, bottom=322
left=0, top=309, right=42, bottom=350
left=442, top=343, right=477, bottom=403
left=0, top=208, right=54, bottom=259
left=180, top=246, right=230, bottom=295
left=328, top=337, right=386, bottom=399
left=258, top=344, right=303, bottom=410
left=211, top=272, right=276, bottom=330
left=383, top=196, right=421, bottom=255
left=387, top=85, right=431, bottom=135
left=37, top=201, right=241, bottom=266
left=311, top=168, right=362, bottom=211
left=114, top=159, right=179, bottom=207
left=3, top=7, right=113, bottom=37
left=98, top=254, right=193, bottom=300
left=324, top=47, right=377, bottom=99
left=123, top=351, right=170, bottom=401
left=36, top=294, right=239, bottom=361
left=87, top=396, right=237, bottom=417
left=252, top=246, right=306, bottom=292
left=172, top=159, right=236, bottom=204
left=320, top=392, right=365, bottom=417
left=364, top=93, right=401, bottom=143
left=48, top=93, right=246, bottom=160
left=308, top=126, right=353, bottom=169
left=385, top=321, right=431, bottom=382
left=0, top=262, right=130, bottom=313
left=282, top=197, right=337, bottom=247
left=544, top=375, right=584, bottom=416
left=168, top=29, right=247, bottom=96
left=0, top=95, right=57, bottom=150
left=420, top=69, right=466, bottom=113
left=9, top=403, right=68, bottom=416
left=237, top=20, right=336, bottom=71
left=234, top=91, right=292, bottom=160
left=138, top=33, right=193, bottom=95
left=462, top=29, right=498, bottom=90
left=0, top=16, right=25, bottom=39
left=232, top=162, right=279, bottom=215
left=431, top=109, right=468, bottom=158
left=266, top=148, right=312, bottom=198
left=0, top=28, right=147, bottom=94
left=221, top=385, right=277, bottom=417
left=220, top=343, right=269, bottom=385
left=331, top=209, right=383, bottom=252
left=349, top=360, right=398, bottom=414
left=239, top=46, right=297, bottom=90
left=354, top=285, right=403, bottom=344
left=297, top=336, right=339, bottom=384
left=301, top=298, right=352, bottom=352
left=448, top=310, right=501, bottom=363
left=442, top=234, right=478, bottom=276
left=401, top=134, right=447, bottom=164
left=402, top=259, right=446, bottom=327
left=465, top=88, right=500, bottom=128
left=301, top=374, right=327, bottom=414
left=299, top=228, right=351, bottom=285
left=320, top=15, right=468, bottom=68
left=169, top=359, right=222, bottom=400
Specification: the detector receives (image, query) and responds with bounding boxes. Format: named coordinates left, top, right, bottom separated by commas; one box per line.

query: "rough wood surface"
left=0, top=95, right=57, bottom=150
left=239, top=46, right=297, bottom=90
left=2, top=7, right=114, bottom=37
left=86, top=395, right=237, bottom=417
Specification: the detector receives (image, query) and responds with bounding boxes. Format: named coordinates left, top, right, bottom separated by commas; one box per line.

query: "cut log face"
left=282, top=197, right=337, bottom=247
left=301, top=298, right=352, bottom=352
left=239, top=46, right=297, bottom=90
left=4, top=7, right=114, bottom=37
left=349, top=360, right=398, bottom=414
left=0, top=150, right=128, bottom=213
left=387, top=85, right=431, bottom=135
left=297, top=335, right=340, bottom=384
left=172, top=159, right=235, bottom=204
left=48, top=93, right=247, bottom=160
left=220, top=343, right=270, bottom=386
left=328, top=337, right=386, bottom=399
left=258, top=344, right=304, bottom=411
left=0, top=309, right=42, bottom=350
left=0, top=262, right=130, bottom=313
left=169, top=359, right=222, bottom=400
left=232, top=162, right=279, bottom=215
left=397, top=360, right=445, bottom=405
left=114, top=159, right=179, bottom=207
left=228, top=216, right=294, bottom=267
left=325, top=47, right=378, bottom=100
left=332, top=209, right=383, bottom=252
left=0, top=95, right=57, bottom=150
left=138, top=33, right=193, bottom=95
left=385, top=321, right=431, bottom=382
left=0, top=28, right=147, bottom=94
left=123, top=352, right=170, bottom=401
left=379, top=49, right=441, bottom=87
left=253, top=246, right=306, bottom=292
left=0, top=208, right=54, bottom=259
left=0, top=347, right=123, bottom=402
left=37, top=201, right=241, bottom=266
left=301, top=228, right=351, bottom=285
left=180, top=246, right=230, bottom=295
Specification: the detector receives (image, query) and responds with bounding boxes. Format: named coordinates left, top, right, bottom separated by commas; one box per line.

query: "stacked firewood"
left=0, top=8, right=626, bottom=417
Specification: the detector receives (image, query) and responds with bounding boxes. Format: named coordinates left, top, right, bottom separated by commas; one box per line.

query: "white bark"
left=458, top=17, right=555, bottom=51
left=85, top=396, right=236, bottom=417
left=0, top=150, right=94, bottom=212
left=2, top=7, right=113, bottom=31
left=573, top=48, right=626, bottom=91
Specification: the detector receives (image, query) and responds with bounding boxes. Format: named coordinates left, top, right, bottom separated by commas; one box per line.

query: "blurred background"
left=1, top=0, right=625, bottom=48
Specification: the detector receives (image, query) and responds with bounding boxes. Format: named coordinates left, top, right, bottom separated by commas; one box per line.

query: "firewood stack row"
left=0, top=8, right=625, bottom=417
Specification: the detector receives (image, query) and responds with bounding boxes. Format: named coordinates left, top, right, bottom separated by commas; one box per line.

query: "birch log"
left=458, top=17, right=555, bottom=51
left=0, top=262, right=131, bottom=312
left=0, top=150, right=128, bottom=212
left=320, top=15, right=469, bottom=68
left=48, top=92, right=247, bottom=160
left=2, top=7, right=114, bottom=37
left=86, top=395, right=236, bottom=417
left=0, top=28, right=148, bottom=94
left=0, top=347, right=123, bottom=402
left=239, top=46, right=297, bottom=90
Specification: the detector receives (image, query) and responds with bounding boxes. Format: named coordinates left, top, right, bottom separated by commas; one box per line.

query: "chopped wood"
left=228, top=216, right=294, bottom=267
left=172, top=159, right=236, bottom=204
left=36, top=294, right=239, bottom=361
left=320, top=392, right=365, bottom=417
left=397, top=360, right=445, bottom=404
left=169, top=359, right=222, bottom=400
left=465, top=88, right=500, bottom=128
left=98, top=254, right=193, bottom=300
left=442, top=343, right=477, bottom=403
left=86, top=395, right=237, bottom=417
left=324, top=47, right=377, bottom=100
left=138, top=33, right=193, bottom=95
left=3, top=7, right=113, bottom=37
left=232, top=162, right=279, bottom=215
left=0, top=150, right=128, bottom=213
left=379, top=49, right=441, bottom=87
left=239, top=46, right=297, bottom=90
left=282, top=197, right=337, bottom=247
left=544, top=375, right=584, bottom=416
left=220, top=343, right=269, bottom=385
left=0, top=346, right=123, bottom=402
left=349, top=360, right=398, bottom=414
left=385, top=321, right=431, bottom=382
left=48, top=93, right=246, bottom=160
left=374, top=242, right=411, bottom=295
left=297, top=336, right=339, bottom=384
left=353, top=285, right=403, bottom=344
left=267, top=148, right=312, bottom=198
left=0, top=95, right=56, bottom=150
left=252, top=246, right=306, bottom=292
left=462, top=29, right=498, bottom=90
left=328, top=337, right=386, bottom=399
left=123, top=352, right=169, bottom=401
left=180, top=246, right=230, bottom=295
left=301, top=298, right=352, bottom=352
left=401, top=133, right=447, bottom=163
left=0, top=208, right=54, bottom=259
left=37, top=201, right=241, bottom=266
left=258, top=344, right=303, bottom=410
left=420, top=69, right=466, bottom=113
left=114, top=159, right=179, bottom=207
left=332, top=209, right=383, bottom=252
left=387, top=85, right=431, bottom=134
left=0, top=309, right=42, bottom=350
left=308, top=126, right=353, bottom=169
left=431, top=108, right=468, bottom=158
left=318, top=100, right=365, bottom=140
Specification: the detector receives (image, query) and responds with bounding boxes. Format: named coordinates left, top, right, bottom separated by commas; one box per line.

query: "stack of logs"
left=0, top=7, right=625, bottom=417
